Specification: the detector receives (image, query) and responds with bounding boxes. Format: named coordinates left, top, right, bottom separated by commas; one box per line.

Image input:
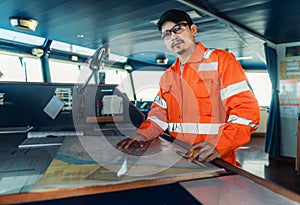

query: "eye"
left=161, top=30, right=171, bottom=39
left=173, top=25, right=181, bottom=33
left=165, top=30, right=172, bottom=35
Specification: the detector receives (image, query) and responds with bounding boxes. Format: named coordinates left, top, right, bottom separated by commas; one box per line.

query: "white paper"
left=43, top=95, right=64, bottom=119
left=101, top=95, right=123, bottom=115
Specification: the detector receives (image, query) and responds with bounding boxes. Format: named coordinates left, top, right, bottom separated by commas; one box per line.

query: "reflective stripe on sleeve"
left=168, top=122, right=223, bottom=134
left=227, top=115, right=258, bottom=129
left=220, top=80, right=251, bottom=100
left=198, top=62, right=218, bottom=71
left=148, top=116, right=168, bottom=130
left=203, top=48, right=215, bottom=59
left=153, top=95, right=168, bottom=109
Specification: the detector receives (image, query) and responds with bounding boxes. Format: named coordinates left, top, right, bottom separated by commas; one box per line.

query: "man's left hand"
left=187, top=142, right=221, bottom=163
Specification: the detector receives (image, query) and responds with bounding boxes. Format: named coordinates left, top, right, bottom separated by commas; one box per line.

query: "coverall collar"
left=171, top=42, right=207, bottom=72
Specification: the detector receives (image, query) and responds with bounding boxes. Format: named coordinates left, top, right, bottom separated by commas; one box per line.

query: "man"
left=117, top=9, right=260, bottom=165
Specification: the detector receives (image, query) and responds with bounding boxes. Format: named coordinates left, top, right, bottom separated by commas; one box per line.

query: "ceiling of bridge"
left=1, top=0, right=300, bottom=69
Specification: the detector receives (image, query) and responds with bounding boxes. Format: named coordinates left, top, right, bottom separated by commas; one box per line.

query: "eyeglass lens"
left=161, top=23, right=187, bottom=39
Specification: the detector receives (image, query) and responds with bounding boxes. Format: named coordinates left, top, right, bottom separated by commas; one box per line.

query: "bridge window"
left=132, top=70, right=164, bottom=101
left=0, top=52, right=42, bottom=82
left=49, top=60, right=81, bottom=83
left=245, top=71, right=271, bottom=107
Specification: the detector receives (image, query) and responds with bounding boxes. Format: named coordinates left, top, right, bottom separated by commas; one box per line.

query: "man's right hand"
left=117, top=134, right=151, bottom=149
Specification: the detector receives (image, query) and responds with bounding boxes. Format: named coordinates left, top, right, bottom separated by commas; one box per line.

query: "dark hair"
left=157, top=9, right=193, bottom=31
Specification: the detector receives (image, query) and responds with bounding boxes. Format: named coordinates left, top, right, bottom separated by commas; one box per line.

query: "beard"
left=175, top=48, right=186, bottom=55
left=171, top=39, right=185, bottom=55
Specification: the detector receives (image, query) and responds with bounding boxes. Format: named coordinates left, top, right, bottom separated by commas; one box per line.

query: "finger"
left=189, top=145, right=207, bottom=161
left=189, top=149, right=201, bottom=162
left=204, top=154, right=216, bottom=162
left=205, top=151, right=221, bottom=162
left=140, top=140, right=151, bottom=148
left=191, top=142, right=206, bottom=150
left=197, top=152, right=208, bottom=161
left=116, top=139, right=128, bottom=149
left=117, top=138, right=134, bottom=149
left=186, top=149, right=194, bottom=158
left=124, top=139, right=136, bottom=149
left=188, top=143, right=204, bottom=162
left=197, top=148, right=214, bottom=161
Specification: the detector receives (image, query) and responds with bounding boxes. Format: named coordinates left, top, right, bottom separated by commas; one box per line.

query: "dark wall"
left=0, top=82, right=144, bottom=130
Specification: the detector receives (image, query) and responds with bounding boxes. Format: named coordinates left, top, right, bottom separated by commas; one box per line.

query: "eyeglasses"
left=161, top=23, right=189, bottom=40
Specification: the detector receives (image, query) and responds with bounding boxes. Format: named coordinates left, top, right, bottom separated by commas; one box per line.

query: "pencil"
left=176, top=150, right=206, bottom=167
left=189, top=149, right=194, bottom=157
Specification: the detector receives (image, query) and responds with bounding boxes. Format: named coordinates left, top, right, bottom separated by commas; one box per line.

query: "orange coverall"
left=136, top=42, right=260, bottom=165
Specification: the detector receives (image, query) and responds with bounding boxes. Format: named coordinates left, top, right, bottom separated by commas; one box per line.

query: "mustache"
left=171, top=39, right=184, bottom=48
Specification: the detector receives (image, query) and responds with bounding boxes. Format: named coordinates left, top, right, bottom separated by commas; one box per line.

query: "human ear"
left=191, top=24, right=197, bottom=36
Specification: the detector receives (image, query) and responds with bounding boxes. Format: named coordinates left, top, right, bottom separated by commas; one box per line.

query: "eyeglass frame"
left=161, top=22, right=189, bottom=40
